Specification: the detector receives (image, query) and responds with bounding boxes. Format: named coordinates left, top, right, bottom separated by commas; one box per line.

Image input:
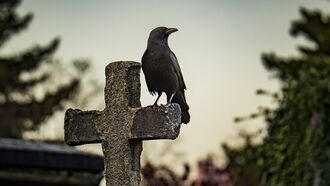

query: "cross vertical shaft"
left=100, top=62, right=142, bottom=185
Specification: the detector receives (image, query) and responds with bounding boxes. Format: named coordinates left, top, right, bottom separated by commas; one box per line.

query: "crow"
left=142, top=27, right=190, bottom=124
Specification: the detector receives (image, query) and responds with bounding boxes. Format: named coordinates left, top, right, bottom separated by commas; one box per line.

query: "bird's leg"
left=153, top=92, right=162, bottom=106
left=167, top=93, right=175, bottom=104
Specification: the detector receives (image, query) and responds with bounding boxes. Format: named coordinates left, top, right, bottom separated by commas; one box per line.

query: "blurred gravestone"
left=0, top=138, right=104, bottom=186
left=64, top=61, right=182, bottom=186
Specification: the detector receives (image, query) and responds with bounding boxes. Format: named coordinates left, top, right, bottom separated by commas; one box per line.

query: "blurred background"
left=0, top=0, right=329, bottom=185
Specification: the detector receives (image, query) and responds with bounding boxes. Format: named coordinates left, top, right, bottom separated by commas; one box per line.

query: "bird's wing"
left=169, top=52, right=186, bottom=90
left=141, top=50, right=155, bottom=94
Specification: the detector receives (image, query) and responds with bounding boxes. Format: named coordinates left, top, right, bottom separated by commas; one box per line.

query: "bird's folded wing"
left=169, top=52, right=186, bottom=90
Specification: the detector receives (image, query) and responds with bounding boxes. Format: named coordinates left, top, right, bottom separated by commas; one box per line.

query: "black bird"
left=142, top=27, right=190, bottom=124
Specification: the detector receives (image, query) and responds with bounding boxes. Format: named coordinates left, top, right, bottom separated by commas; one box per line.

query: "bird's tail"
left=172, top=91, right=190, bottom=124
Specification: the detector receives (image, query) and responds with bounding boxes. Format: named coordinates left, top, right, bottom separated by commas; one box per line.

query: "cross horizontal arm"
left=130, top=104, right=181, bottom=140
left=64, top=109, right=103, bottom=146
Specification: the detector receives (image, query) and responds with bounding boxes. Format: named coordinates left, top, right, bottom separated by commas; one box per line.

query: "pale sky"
left=2, top=0, right=329, bottom=170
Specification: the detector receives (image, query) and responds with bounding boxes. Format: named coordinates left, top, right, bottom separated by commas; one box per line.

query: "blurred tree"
left=0, top=0, right=84, bottom=138
left=223, top=132, right=265, bottom=186
left=229, top=7, right=330, bottom=186
left=141, top=159, right=233, bottom=186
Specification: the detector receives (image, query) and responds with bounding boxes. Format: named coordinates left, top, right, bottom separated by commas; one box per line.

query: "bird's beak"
left=165, top=28, right=178, bottom=35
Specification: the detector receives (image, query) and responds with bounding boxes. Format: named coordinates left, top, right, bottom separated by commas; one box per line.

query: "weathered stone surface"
left=64, top=61, right=182, bottom=186
left=100, top=61, right=142, bottom=186
left=131, top=104, right=181, bottom=140
left=104, top=61, right=141, bottom=109
left=64, top=109, right=102, bottom=146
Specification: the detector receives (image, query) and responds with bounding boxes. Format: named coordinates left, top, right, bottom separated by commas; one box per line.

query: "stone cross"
left=64, top=61, right=182, bottom=186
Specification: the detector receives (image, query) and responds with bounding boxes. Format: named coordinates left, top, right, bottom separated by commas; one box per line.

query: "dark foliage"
left=230, top=6, right=330, bottom=186
left=0, top=0, right=84, bottom=138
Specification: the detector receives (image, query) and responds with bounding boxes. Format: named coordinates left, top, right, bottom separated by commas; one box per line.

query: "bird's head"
left=147, top=27, right=178, bottom=48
